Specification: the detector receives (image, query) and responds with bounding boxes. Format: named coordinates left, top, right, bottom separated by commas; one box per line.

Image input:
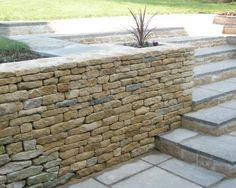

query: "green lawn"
left=0, top=0, right=236, bottom=21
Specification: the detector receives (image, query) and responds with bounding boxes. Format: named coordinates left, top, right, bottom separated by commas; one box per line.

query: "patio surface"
left=58, top=151, right=235, bottom=188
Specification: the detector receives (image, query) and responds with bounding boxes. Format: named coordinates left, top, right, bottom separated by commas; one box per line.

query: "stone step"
left=192, top=78, right=236, bottom=111
left=156, top=128, right=236, bottom=177
left=195, top=45, right=236, bottom=65
left=160, top=36, right=228, bottom=48
left=194, top=59, right=236, bottom=86
left=182, top=100, right=236, bottom=136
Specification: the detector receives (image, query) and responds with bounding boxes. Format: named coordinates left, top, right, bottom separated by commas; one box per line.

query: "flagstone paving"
left=58, top=151, right=236, bottom=188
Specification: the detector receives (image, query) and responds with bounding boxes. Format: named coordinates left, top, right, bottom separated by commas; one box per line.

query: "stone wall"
left=0, top=45, right=194, bottom=188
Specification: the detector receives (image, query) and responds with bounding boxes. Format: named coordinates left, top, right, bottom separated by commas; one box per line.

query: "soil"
left=0, top=51, right=43, bottom=64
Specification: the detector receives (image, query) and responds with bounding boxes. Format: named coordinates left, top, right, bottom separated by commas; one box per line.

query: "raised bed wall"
left=0, top=46, right=194, bottom=188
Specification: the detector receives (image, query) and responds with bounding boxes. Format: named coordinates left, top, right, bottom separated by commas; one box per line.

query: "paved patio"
left=59, top=151, right=235, bottom=188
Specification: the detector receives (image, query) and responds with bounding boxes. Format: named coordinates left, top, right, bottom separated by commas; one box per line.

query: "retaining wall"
left=0, top=45, right=194, bottom=188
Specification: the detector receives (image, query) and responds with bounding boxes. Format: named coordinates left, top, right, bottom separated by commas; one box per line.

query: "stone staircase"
left=156, top=36, right=236, bottom=177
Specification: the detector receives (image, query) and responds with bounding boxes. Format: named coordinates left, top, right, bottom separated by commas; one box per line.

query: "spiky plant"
left=128, top=7, right=158, bottom=48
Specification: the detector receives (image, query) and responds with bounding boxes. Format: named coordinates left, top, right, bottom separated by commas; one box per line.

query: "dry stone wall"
left=0, top=45, right=194, bottom=188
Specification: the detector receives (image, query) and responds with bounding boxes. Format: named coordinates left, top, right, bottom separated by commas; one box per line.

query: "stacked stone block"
left=0, top=46, right=193, bottom=187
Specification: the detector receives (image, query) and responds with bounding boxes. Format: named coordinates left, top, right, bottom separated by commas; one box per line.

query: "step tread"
left=193, top=78, right=236, bottom=103
left=183, top=101, right=236, bottom=126
left=194, top=59, right=236, bottom=77
left=195, top=45, right=236, bottom=57
left=159, top=128, right=236, bottom=164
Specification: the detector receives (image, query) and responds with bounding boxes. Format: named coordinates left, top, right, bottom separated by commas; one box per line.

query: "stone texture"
left=141, top=151, right=172, bottom=165
left=0, top=161, right=32, bottom=175
left=11, top=150, right=42, bottom=161
left=6, top=181, right=25, bottom=188
left=27, top=172, right=57, bottom=186
left=159, top=158, right=224, bottom=187
left=96, top=160, right=152, bottom=185
left=7, top=166, right=43, bottom=183
left=69, top=178, right=107, bottom=188
left=112, top=167, right=202, bottom=188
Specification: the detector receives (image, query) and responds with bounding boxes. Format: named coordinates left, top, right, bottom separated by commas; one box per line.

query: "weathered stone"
left=0, top=127, right=20, bottom=138
left=0, top=91, right=28, bottom=104
left=6, top=142, right=23, bottom=155
left=90, top=95, right=113, bottom=105
left=0, top=161, right=32, bottom=175
left=126, top=84, right=142, bottom=92
left=33, top=114, right=63, bottom=129
left=23, top=140, right=36, bottom=151
left=44, top=159, right=61, bottom=169
left=24, top=98, right=42, bottom=110
left=97, top=153, right=113, bottom=163
left=26, top=183, right=43, bottom=188
left=55, top=99, right=77, bottom=108
left=27, top=172, right=57, bottom=186
left=7, top=166, right=43, bottom=183
left=0, top=137, right=12, bottom=146
left=20, top=123, right=32, bottom=133
left=6, top=181, right=25, bottom=188
left=71, top=160, right=86, bottom=171
left=11, top=150, right=42, bottom=161
left=87, top=157, right=98, bottom=167
left=10, top=114, right=41, bottom=126
left=85, top=111, right=105, bottom=123
left=0, top=102, right=23, bottom=116
left=0, top=175, right=6, bottom=184
left=0, top=146, right=5, bottom=155
left=43, top=173, right=74, bottom=188
left=0, top=155, right=10, bottom=167
left=33, top=152, right=58, bottom=165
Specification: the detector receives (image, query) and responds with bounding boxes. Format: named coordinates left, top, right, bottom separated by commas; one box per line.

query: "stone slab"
left=195, top=45, right=236, bottom=57
left=213, top=179, right=236, bottom=188
left=68, top=178, right=107, bottom=188
left=220, top=100, right=236, bottom=110
left=95, top=160, right=152, bottom=185
left=200, top=80, right=236, bottom=93
left=181, top=134, right=236, bottom=164
left=159, top=158, right=224, bottom=187
left=160, top=128, right=198, bottom=143
left=194, top=59, right=236, bottom=76
left=112, top=167, right=202, bottom=188
left=141, top=151, right=172, bottom=165
left=183, top=105, right=236, bottom=126
left=192, top=87, right=221, bottom=103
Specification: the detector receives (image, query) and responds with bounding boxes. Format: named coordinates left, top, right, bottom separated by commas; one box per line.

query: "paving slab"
left=183, top=106, right=236, bottom=126
left=194, top=59, right=236, bottom=77
left=160, top=128, right=198, bottom=143
left=112, top=167, right=203, bottom=188
left=181, top=134, right=236, bottom=164
left=226, top=77, right=236, bottom=83
left=95, top=160, right=152, bottom=185
left=68, top=178, right=107, bottom=188
left=141, top=151, right=172, bottom=165
left=213, top=179, right=236, bottom=188
left=195, top=45, right=236, bottom=57
left=199, top=80, right=236, bottom=93
left=192, top=87, right=221, bottom=103
left=159, top=158, right=224, bottom=187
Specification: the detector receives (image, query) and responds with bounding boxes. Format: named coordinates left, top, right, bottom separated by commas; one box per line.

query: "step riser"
left=156, top=138, right=236, bottom=177
left=189, top=39, right=228, bottom=49
left=195, top=51, right=236, bottom=65
left=182, top=117, right=236, bottom=136
left=193, top=92, right=236, bottom=111
left=194, top=69, right=236, bottom=86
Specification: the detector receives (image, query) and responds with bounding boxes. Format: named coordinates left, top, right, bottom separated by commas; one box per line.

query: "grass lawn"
left=0, top=0, right=236, bottom=21
left=0, top=37, right=40, bottom=63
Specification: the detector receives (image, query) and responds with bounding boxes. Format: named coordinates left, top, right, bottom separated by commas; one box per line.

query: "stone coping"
left=0, top=21, right=50, bottom=27
left=0, top=43, right=191, bottom=77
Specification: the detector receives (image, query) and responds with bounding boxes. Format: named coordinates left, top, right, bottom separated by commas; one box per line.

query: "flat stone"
left=183, top=106, right=236, bottom=126
left=112, top=167, right=202, bottom=188
left=96, top=160, right=152, bottom=185
left=213, top=179, right=236, bottom=188
left=192, top=87, right=221, bottom=103
left=194, top=59, right=236, bottom=77
left=27, top=172, right=57, bottom=186
left=141, top=151, right=172, bottom=165
left=11, top=150, right=42, bottom=161
left=7, top=166, right=43, bottom=183
left=159, top=158, right=224, bottom=187
left=181, top=134, right=236, bottom=164
left=195, top=45, right=236, bottom=57
left=6, top=181, right=25, bottom=188
left=24, top=98, right=42, bottom=110
left=226, top=77, right=236, bottom=83
left=0, top=175, right=6, bottom=184
left=0, top=161, right=32, bottom=175
left=200, top=80, right=236, bottom=93
left=0, top=155, right=10, bottom=167
left=160, top=128, right=198, bottom=143
left=69, top=178, right=107, bottom=188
